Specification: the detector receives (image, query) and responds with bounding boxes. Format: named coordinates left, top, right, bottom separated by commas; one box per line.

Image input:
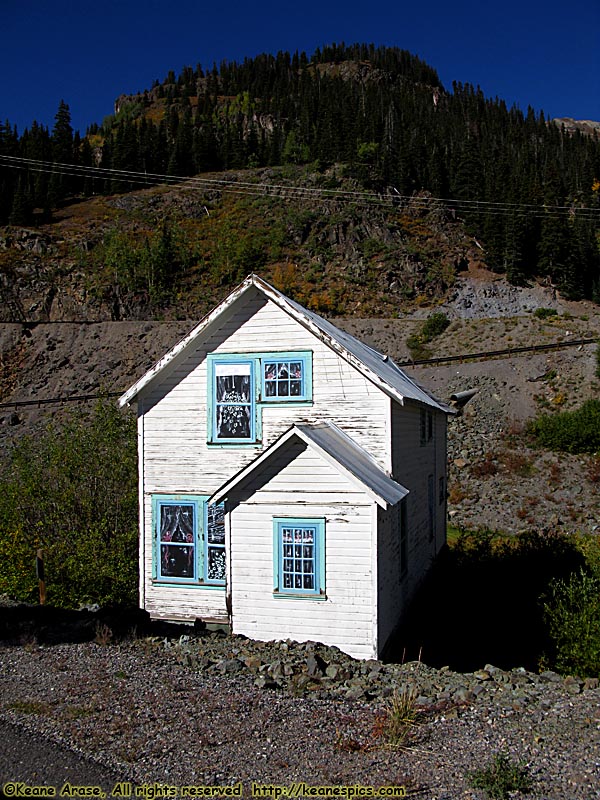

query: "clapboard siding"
left=140, top=493, right=228, bottom=623
left=391, top=401, right=446, bottom=601
left=141, top=297, right=389, bottom=496
left=228, top=446, right=377, bottom=659
left=139, top=296, right=388, bottom=625
left=376, top=504, right=404, bottom=652
left=131, top=285, right=449, bottom=653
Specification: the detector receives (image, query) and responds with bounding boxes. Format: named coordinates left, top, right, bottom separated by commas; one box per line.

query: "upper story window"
left=420, top=408, right=433, bottom=446
left=207, top=352, right=312, bottom=445
left=153, top=495, right=225, bottom=586
left=213, top=360, right=255, bottom=442
left=263, top=354, right=310, bottom=401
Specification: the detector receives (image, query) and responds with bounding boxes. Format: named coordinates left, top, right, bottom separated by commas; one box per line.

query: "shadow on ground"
left=387, top=530, right=586, bottom=672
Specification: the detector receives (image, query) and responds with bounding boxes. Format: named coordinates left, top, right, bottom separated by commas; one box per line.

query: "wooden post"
left=36, top=548, right=46, bottom=605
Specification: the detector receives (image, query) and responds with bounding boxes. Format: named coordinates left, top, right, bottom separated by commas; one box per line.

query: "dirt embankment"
left=1, top=270, right=599, bottom=535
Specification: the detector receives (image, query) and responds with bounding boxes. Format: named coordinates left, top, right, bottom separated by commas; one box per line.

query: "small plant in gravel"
left=377, top=686, right=420, bottom=748
left=467, top=751, right=532, bottom=799
left=586, top=455, right=600, bottom=484
left=94, top=621, right=114, bottom=646
left=498, top=448, right=535, bottom=477
left=470, top=452, right=498, bottom=479
left=9, top=699, right=52, bottom=715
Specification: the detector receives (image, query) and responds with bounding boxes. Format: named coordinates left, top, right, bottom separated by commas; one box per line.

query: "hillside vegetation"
left=1, top=42, right=599, bottom=311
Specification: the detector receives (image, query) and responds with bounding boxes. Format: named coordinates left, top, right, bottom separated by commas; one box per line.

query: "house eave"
left=119, top=273, right=451, bottom=414
left=210, top=422, right=409, bottom=510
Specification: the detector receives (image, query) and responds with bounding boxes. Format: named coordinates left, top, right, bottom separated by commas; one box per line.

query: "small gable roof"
left=119, top=274, right=451, bottom=413
left=210, top=421, right=409, bottom=509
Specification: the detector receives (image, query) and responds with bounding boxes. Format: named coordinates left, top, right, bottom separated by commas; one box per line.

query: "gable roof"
left=210, top=421, right=409, bottom=509
left=119, top=274, right=451, bottom=412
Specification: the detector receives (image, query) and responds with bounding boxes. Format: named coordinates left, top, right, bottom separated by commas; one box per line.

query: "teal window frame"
left=207, top=355, right=259, bottom=445
left=261, top=351, right=312, bottom=403
left=273, top=517, right=325, bottom=598
left=152, top=494, right=226, bottom=587
left=207, top=351, right=312, bottom=446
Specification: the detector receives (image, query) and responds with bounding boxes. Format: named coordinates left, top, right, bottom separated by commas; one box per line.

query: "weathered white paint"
left=140, top=493, right=228, bottom=624
left=120, top=277, right=451, bottom=413
left=212, top=422, right=407, bottom=510
left=227, top=444, right=378, bottom=660
left=126, top=280, right=450, bottom=650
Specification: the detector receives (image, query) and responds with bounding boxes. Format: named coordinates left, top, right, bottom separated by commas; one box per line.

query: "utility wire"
left=1, top=337, right=597, bottom=411
left=1, top=154, right=599, bottom=221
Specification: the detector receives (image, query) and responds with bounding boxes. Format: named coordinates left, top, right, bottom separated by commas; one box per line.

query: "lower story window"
left=273, top=517, right=325, bottom=597
left=153, top=495, right=225, bottom=585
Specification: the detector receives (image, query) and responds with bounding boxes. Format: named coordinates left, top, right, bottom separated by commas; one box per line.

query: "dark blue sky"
left=3, top=0, right=599, bottom=135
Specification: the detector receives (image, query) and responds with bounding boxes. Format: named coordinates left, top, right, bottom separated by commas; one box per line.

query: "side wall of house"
left=137, top=289, right=390, bottom=624
left=390, top=401, right=447, bottom=609
left=227, top=442, right=378, bottom=660
left=376, top=503, right=403, bottom=655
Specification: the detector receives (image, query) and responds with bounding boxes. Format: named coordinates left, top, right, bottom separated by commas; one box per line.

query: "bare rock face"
left=553, top=117, right=600, bottom=136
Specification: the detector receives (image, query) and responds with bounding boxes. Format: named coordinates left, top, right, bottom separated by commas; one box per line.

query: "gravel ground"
left=1, top=634, right=599, bottom=800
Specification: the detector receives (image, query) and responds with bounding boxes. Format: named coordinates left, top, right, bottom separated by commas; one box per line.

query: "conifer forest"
left=1, top=43, right=599, bottom=301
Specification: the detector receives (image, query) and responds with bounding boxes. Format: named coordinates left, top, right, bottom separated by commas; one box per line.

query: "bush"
left=0, top=401, right=138, bottom=608
left=421, top=312, right=451, bottom=340
left=407, top=312, right=450, bottom=359
left=542, top=569, right=600, bottom=676
left=527, top=399, right=600, bottom=453
left=534, top=307, right=558, bottom=319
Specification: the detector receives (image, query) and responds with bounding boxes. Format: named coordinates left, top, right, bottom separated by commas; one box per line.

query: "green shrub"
left=407, top=312, right=450, bottom=359
left=468, top=752, right=532, bottom=799
left=527, top=399, right=600, bottom=453
left=542, top=569, right=600, bottom=676
left=534, top=307, right=558, bottom=319
left=0, top=401, right=138, bottom=607
left=421, top=312, right=451, bottom=340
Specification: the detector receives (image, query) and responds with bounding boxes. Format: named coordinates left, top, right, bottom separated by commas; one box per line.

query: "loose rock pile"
left=170, top=629, right=598, bottom=712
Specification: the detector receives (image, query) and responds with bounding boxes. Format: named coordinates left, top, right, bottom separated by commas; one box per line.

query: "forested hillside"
left=1, top=43, right=599, bottom=304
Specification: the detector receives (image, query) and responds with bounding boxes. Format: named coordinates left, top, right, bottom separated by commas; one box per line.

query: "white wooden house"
left=119, top=275, right=452, bottom=659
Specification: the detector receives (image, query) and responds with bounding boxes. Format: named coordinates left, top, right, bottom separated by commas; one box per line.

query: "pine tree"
left=49, top=100, right=74, bottom=203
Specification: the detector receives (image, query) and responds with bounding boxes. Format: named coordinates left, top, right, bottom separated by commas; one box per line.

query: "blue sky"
left=2, top=0, right=599, bottom=135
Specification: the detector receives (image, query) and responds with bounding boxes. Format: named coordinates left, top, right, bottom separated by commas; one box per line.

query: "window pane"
left=214, top=363, right=252, bottom=440
left=159, top=504, right=194, bottom=543
left=207, top=547, right=226, bottom=581
left=264, top=363, right=276, bottom=380
left=263, top=358, right=305, bottom=400
left=161, top=544, right=194, bottom=578
left=216, top=373, right=250, bottom=403
left=279, top=522, right=318, bottom=593
left=207, top=503, right=225, bottom=544
left=216, top=404, right=251, bottom=439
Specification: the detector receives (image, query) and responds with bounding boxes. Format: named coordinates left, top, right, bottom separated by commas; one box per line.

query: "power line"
left=1, top=154, right=599, bottom=221
left=1, top=337, right=597, bottom=411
